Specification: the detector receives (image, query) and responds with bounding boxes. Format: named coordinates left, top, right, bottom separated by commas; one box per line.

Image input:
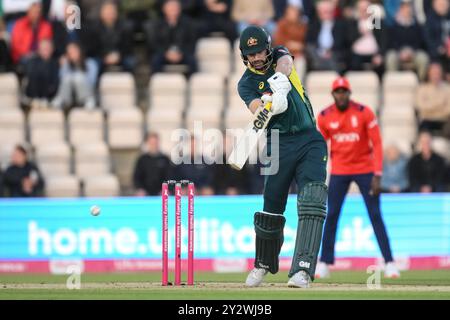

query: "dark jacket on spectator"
left=408, top=152, right=447, bottom=192
left=0, top=38, right=11, bottom=72
left=213, top=156, right=250, bottom=194
left=51, top=20, right=81, bottom=59
left=424, top=9, right=450, bottom=60
left=387, top=19, right=426, bottom=50
left=174, top=159, right=214, bottom=191
left=83, top=19, right=133, bottom=61
left=25, top=54, right=59, bottom=99
left=306, top=17, right=348, bottom=59
left=3, top=162, right=44, bottom=197
left=133, top=152, right=172, bottom=196
left=346, top=18, right=388, bottom=55
left=147, top=15, right=197, bottom=56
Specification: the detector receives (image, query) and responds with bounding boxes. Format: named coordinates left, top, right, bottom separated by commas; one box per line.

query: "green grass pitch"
left=1, top=270, right=450, bottom=300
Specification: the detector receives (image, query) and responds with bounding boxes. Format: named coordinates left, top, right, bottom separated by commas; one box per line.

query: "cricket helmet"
left=239, top=25, right=273, bottom=71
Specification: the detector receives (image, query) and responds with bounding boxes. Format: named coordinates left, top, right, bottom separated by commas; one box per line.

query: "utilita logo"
left=332, top=133, right=360, bottom=143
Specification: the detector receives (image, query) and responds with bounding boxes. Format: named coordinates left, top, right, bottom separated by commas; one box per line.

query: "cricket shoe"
left=314, top=262, right=330, bottom=279
left=245, top=268, right=268, bottom=287
left=287, top=270, right=311, bottom=288
left=384, top=262, right=400, bottom=278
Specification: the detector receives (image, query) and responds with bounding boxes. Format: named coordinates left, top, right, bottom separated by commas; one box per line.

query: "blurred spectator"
left=415, top=63, right=450, bottom=135
left=51, top=41, right=98, bottom=110
left=24, top=39, right=59, bottom=108
left=10, top=1, right=53, bottom=65
left=385, top=0, right=429, bottom=26
left=305, top=0, right=347, bottom=72
left=408, top=131, right=447, bottom=193
left=213, top=135, right=250, bottom=195
left=273, top=4, right=308, bottom=58
left=3, top=145, right=44, bottom=197
left=347, top=0, right=386, bottom=75
left=174, top=136, right=214, bottom=195
left=231, top=0, right=276, bottom=35
left=86, top=1, right=134, bottom=72
left=2, top=0, right=51, bottom=24
left=76, top=0, right=119, bottom=23
left=424, top=0, right=449, bottom=77
left=381, top=144, right=409, bottom=193
left=147, top=0, right=198, bottom=76
left=385, top=0, right=429, bottom=80
left=133, top=132, right=172, bottom=196
left=0, top=18, right=12, bottom=72
left=120, top=0, right=159, bottom=35
left=200, top=0, right=237, bottom=44
left=50, top=0, right=83, bottom=59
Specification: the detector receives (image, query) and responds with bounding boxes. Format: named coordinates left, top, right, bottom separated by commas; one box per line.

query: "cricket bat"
left=228, top=102, right=273, bottom=170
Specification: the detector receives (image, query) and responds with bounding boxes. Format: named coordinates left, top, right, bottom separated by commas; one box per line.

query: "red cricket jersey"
left=317, top=101, right=383, bottom=176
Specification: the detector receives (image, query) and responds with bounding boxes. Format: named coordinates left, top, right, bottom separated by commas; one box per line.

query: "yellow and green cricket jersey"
left=237, top=46, right=316, bottom=134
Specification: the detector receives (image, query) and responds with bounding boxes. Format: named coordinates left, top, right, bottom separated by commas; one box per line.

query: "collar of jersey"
left=247, top=64, right=276, bottom=75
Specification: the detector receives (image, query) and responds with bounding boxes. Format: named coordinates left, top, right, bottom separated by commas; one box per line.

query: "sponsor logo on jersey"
left=332, top=132, right=360, bottom=142
left=330, top=121, right=339, bottom=129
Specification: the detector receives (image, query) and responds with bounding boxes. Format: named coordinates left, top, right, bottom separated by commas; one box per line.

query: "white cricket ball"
left=90, top=205, right=101, bottom=216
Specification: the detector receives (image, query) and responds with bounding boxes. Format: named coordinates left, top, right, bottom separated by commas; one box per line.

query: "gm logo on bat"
left=253, top=107, right=270, bottom=132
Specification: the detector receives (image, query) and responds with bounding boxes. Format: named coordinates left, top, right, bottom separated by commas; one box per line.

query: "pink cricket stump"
left=174, top=183, right=182, bottom=285
left=187, top=183, right=195, bottom=285
left=161, top=183, right=169, bottom=286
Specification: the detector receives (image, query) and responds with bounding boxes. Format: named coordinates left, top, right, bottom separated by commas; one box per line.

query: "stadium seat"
left=306, top=71, right=338, bottom=116
left=99, top=72, right=136, bottom=111
left=149, top=73, right=187, bottom=112
left=380, top=104, right=416, bottom=127
left=233, top=39, right=246, bottom=74
left=431, top=137, right=450, bottom=162
left=45, top=175, right=80, bottom=198
left=35, top=142, right=72, bottom=177
left=196, top=37, right=231, bottom=75
left=68, top=109, right=105, bottom=146
left=0, top=109, right=25, bottom=146
left=0, top=144, right=16, bottom=171
left=74, top=142, right=111, bottom=179
left=28, top=109, right=65, bottom=146
left=346, top=71, right=380, bottom=112
left=83, top=174, right=120, bottom=197
left=382, top=136, right=414, bottom=156
left=382, top=124, right=418, bottom=144
left=0, top=73, right=20, bottom=109
left=383, top=71, right=418, bottom=107
left=107, top=108, right=143, bottom=149
left=186, top=73, right=225, bottom=130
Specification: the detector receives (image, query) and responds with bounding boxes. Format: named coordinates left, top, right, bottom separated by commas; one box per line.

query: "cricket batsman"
left=315, top=77, right=400, bottom=279
left=237, top=26, right=328, bottom=288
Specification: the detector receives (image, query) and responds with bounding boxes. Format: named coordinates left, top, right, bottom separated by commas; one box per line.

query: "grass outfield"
left=1, top=270, right=450, bottom=300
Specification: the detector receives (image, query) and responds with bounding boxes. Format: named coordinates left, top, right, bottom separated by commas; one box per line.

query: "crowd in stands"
left=0, top=0, right=449, bottom=197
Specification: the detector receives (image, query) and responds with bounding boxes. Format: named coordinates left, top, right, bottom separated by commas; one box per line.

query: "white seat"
left=0, top=73, right=20, bottom=108
left=382, top=124, right=417, bottom=144
left=35, top=142, right=72, bottom=177
left=74, top=142, right=111, bottom=179
left=306, top=71, right=339, bottom=117
left=146, top=107, right=183, bottom=131
left=233, top=39, right=247, bottom=74
left=83, top=174, right=120, bottom=197
left=346, top=71, right=380, bottom=112
left=380, top=104, right=416, bottom=126
left=68, top=109, right=104, bottom=146
left=28, top=109, right=65, bottom=146
left=189, top=73, right=225, bottom=109
left=0, top=109, right=25, bottom=145
left=107, top=108, right=143, bottom=149
left=99, top=72, right=135, bottom=111
left=45, top=175, right=80, bottom=198
left=432, top=137, right=450, bottom=162
left=149, top=73, right=187, bottom=112
left=383, top=71, right=418, bottom=107
left=196, top=37, right=231, bottom=75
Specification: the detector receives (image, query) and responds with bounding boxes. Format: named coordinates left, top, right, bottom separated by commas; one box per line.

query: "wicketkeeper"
left=237, top=25, right=328, bottom=288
